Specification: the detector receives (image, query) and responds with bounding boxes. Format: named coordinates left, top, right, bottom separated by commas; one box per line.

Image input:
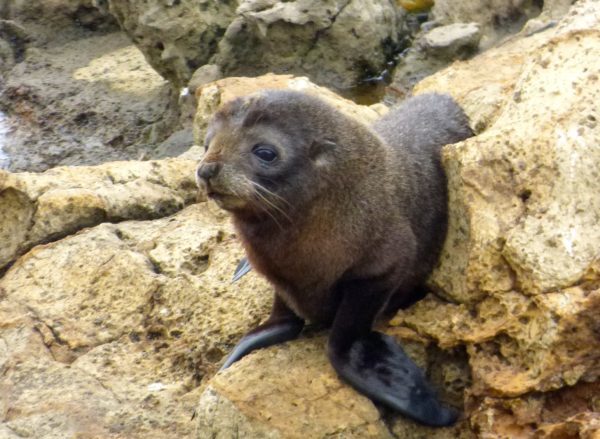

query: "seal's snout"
left=196, top=161, right=222, bottom=183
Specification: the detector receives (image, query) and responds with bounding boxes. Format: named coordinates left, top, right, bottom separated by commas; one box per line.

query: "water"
left=0, top=112, right=10, bottom=170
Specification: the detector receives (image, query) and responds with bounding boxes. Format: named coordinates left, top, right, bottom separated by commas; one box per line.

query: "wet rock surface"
left=0, top=28, right=178, bottom=172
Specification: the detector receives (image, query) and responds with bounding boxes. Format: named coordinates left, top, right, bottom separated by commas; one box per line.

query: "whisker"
left=242, top=178, right=292, bottom=229
left=252, top=180, right=292, bottom=209
left=250, top=180, right=293, bottom=223
left=254, top=190, right=286, bottom=231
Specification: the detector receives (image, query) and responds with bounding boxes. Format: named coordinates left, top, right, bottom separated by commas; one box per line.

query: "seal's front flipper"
left=328, top=331, right=458, bottom=427
left=327, top=278, right=458, bottom=427
left=232, top=257, right=252, bottom=283
left=219, top=294, right=304, bottom=371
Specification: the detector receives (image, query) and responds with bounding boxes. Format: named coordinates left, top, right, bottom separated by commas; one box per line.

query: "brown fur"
left=197, top=90, right=472, bottom=323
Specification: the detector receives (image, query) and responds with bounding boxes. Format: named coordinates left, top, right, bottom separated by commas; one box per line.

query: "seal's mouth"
left=207, top=190, right=247, bottom=210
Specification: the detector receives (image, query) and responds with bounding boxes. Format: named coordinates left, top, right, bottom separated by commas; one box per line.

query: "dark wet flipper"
left=231, top=257, right=252, bottom=283
left=219, top=318, right=304, bottom=371
left=329, top=331, right=457, bottom=427
left=220, top=294, right=304, bottom=371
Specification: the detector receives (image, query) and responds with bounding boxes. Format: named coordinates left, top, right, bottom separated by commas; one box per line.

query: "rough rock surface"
left=196, top=1, right=600, bottom=437
left=1, top=1, right=599, bottom=437
left=388, top=0, right=573, bottom=101
left=421, top=22, right=481, bottom=56
left=418, top=0, right=600, bottom=303
left=0, top=0, right=114, bottom=30
left=0, top=201, right=273, bottom=438
left=0, top=27, right=178, bottom=172
left=388, top=22, right=481, bottom=98
left=0, top=159, right=198, bottom=270
left=197, top=339, right=395, bottom=438
left=107, top=0, right=402, bottom=90
left=430, top=0, right=543, bottom=48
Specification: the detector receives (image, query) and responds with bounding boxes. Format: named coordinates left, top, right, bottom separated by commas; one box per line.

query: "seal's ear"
left=309, top=138, right=336, bottom=167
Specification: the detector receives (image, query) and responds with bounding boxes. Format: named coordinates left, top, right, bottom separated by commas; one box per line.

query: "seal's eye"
left=252, top=144, right=278, bottom=163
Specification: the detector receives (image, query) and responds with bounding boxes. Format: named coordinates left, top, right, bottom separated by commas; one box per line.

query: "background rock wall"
left=107, top=0, right=401, bottom=91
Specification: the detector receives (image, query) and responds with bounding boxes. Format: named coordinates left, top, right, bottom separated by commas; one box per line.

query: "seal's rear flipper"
left=220, top=294, right=304, bottom=371
left=328, top=331, right=458, bottom=427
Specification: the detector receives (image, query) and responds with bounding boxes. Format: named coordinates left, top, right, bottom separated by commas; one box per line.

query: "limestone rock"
left=107, top=0, right=401, bottom=90
left=0, top=0, right=114, bottom=30
left=106, top=0, right=236, bottom=90
left=387, top=0, right=568, bottom=100
left=0, top=158, right=198, bottom=270
left=412, top=23, right=553, bottom=133
left=0, top=202, right=273, bottom=438
left=197, top=1, right=600, bottom=437
left=193, top=74, right=389, bottom=146
left=0, top=20, right=29, bottom=72
left=196, top=338, right=394, bottom=439
left=389, top=22, right=481, bottom=97
left=420, top=0, right=600, bottom=302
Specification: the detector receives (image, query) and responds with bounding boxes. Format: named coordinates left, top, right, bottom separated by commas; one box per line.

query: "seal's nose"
left=196, top=162, right=222, bottom=183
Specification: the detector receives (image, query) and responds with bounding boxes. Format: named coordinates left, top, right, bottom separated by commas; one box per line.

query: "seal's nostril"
left=197, top=162, right=221, bottom=181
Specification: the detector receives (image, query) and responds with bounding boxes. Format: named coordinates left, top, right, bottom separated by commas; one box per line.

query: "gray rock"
left=421, top=22, right=481, bottom=57
left=431, top=0, right=544, bottom=49
left=107, top=0, right=402, bottom=90
left=188, top=64, right=223, bottom=96
left=154, top=128, right=194, bottom=159
left=0, top=20, right=29, bottom=71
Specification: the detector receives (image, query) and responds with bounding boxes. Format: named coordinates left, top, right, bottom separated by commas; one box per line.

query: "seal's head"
left=196, top=90, right=339, bottom=222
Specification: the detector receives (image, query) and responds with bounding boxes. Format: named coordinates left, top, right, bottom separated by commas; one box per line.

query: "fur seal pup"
left=196, top=90, right=472, bottom=426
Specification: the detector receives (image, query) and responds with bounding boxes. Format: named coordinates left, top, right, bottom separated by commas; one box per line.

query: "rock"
left=411, top=24, right=550, bottom=133
left=106, top=0, right=237, bottom=90
left=154, top=128, right=195, bottom=159
left=421, top=22, right=481, bottom=57
left=0, top=0, right=115, bottom=30
left=193, top=74, right=389, bottom=147
left=196, top=338, right=395, bottom=439
left=188, top=64, right=223, bottom=96
left=0, top=202, right=273, bottom=438
left=387, top=0, right=575, bottom=100
left=430, top=0, right=544, bottom=49
left=418, top=0, right=600, bottom=302
left=107, top=0, right=402, bottom=90
left=388, top=22, right=481, bottom=98
left=1, top=28, right=179, bottom=172
left=197, top=0, right=600, bottom=437
left=469, top=382, right=600, bottom=438
left=0, top=20, right=29, bottom=72
left=0, top=158, right=198, bottom=270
